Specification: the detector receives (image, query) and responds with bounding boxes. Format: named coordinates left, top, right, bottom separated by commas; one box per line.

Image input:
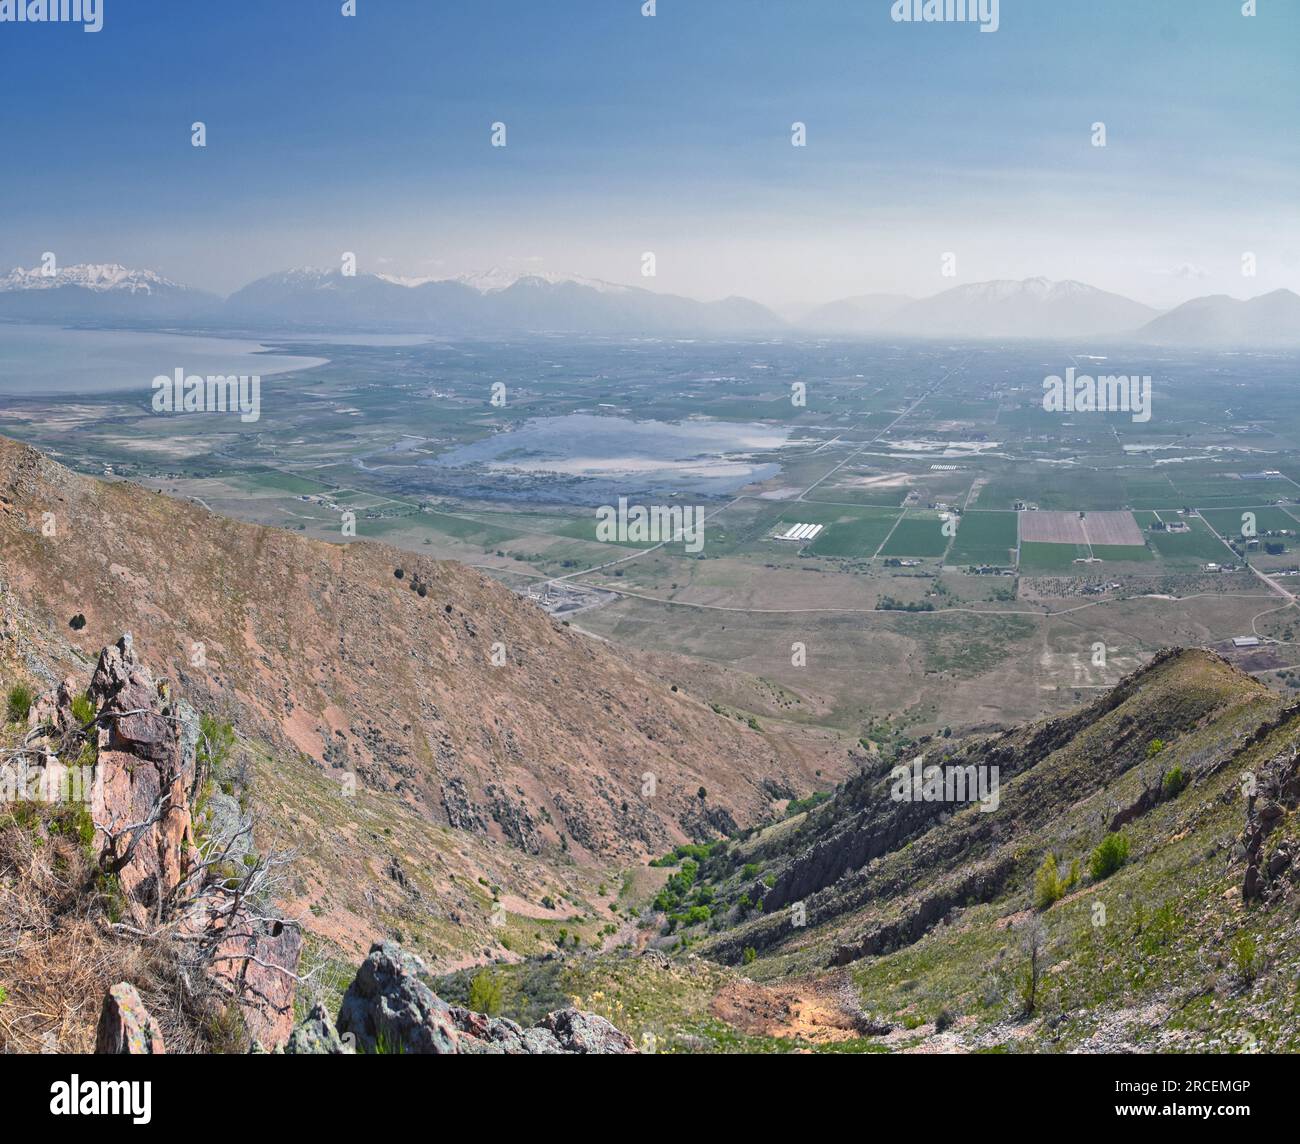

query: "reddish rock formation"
left=96, top=983, right=165, bottom=1055
left=77, top=634, right=303, bottom=1048
left=200, top=901, right=303, bottom=1048
left=89, top=635, right=195, bottom=921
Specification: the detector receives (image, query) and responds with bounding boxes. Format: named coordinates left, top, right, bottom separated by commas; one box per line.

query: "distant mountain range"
left=2, top=262, right=1298, bottom=345
left=222, top=267, right=778, bottom=335
left=1137, top=289, right=1300, bottom=347
left=801, top=278, right=1162, bottom=339
left=0, top=263, right=218, bottom=320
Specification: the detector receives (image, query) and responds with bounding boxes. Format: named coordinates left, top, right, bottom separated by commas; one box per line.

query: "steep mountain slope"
left=0, top=436, right=837, bottom=868
left=559, top=648, right=1300, bottom=1052
left=0, top=588, right=661, bottom=979
left=1137, top=288, right=1300, bottom=347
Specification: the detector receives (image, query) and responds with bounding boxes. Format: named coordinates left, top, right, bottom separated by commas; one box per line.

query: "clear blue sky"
left=0, top=0, right=1295, bottom=307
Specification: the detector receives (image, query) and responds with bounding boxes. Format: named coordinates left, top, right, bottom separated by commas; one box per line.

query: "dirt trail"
left=709, top=978, right=868, bottom=1045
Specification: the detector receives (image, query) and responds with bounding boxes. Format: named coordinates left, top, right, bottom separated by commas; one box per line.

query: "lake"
left=433, top=412, right=789, bottom=495
left=0, top=323, right=327, bottom=396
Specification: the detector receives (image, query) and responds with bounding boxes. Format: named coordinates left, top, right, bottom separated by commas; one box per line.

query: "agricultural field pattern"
left=7, top=334, right=1300, bottom=754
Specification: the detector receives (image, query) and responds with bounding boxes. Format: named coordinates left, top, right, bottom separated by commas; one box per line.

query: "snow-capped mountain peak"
left=367, top=265, right=635, bottom=294
left=946, top=277, right=1097, bottom=301
left=452, top=267, right=632, bottom=295
left=0, top=263, right=186, bottom=295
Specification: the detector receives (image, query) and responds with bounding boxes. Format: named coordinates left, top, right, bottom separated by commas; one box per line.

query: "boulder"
left=27, top=675, right=78, bottom=737
left=285, top=1003, right=349, bottom=1055
left=337, top=941, right=459, bottom=1054
left=96, top=983, right=165, bottom=1054
left=333, top=941, right=638, bottom=1054
left=537, top=1008, right=637, bottom=1054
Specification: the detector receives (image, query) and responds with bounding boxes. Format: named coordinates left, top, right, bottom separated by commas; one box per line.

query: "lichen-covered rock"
left=285, top=1003, right=349, bottom=1054
left=96, top=983, right=165, bottom=1054
left=336, top=941, right=459, bottom=1054
left=537, top=1008, right=637, bottom=1054
left=332, top=941, right=637, bottom=1055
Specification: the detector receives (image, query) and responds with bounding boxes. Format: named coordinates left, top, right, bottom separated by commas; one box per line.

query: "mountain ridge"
left=1137, top=287, right=1300, bottom=347
left=0, top=435, right=840, bottom=867
left=5, top=263, right=1297, bottom=345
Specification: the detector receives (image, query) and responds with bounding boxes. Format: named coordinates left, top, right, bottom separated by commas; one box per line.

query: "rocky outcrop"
left=1240, top=747, right=1299, bottom=904
left=327, top=941, right=635, bottom=1055
left=450, top=1006, right=636, bottom=1055
left=96, top=983, right=165, bottom=1054
left=75, top=635, right=302, bottom=1049
left=336, top=941, right=460, bottom=1053
left=285, top=1003, right=348, bottom=1055
left=89, top=634, right=196, bottom=920
left=200, top=907, right=303, bottom=1048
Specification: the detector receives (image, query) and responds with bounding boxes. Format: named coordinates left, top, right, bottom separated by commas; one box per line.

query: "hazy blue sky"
left=0, top=0, right=1295, bottom=309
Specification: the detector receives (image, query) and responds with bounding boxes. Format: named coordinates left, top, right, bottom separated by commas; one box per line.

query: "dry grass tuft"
left=0, top=804, right=229, bottom=1053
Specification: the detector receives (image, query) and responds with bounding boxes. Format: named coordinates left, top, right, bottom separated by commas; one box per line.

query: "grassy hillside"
left=463, top=649, right=1300, bottom=1052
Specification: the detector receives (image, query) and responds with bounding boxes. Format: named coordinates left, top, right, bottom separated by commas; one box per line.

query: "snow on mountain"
left=0, top=262, right=217, bottom=320
left=0, top=263, right=191, bottom=295
left=372, top=267, right=634, bottom=294
left=451, top=268, right=633, bottom=295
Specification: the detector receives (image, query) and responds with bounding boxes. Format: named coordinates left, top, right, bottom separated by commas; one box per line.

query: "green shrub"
left=1230, top=932, right=1260, bottom=984
left=785, top=790, right=831, bottom=817
left=1034, top=853, right=1067, bottom=910
left=206, top=1001, right=251, bottom=1054
left=49, top=805, right=95, bottom=851
left=468, top=969, right=504, bottom=1015
left=1088, top=832, right=1129, bottom=882
left=1162, top=765, right=1188, bottom=798
left=1145, top=738, right=1165, bottom=758
left=741, top=946, right=757, bottom=965
left=5, top=682, right=34, bottom=724
left=198, top=714, right=235, bottom=775
left=69, top=692, right=96, bottom=729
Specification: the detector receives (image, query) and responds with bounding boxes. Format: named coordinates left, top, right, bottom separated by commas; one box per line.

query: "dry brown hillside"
left=0, top=435, right=842, bottom=863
